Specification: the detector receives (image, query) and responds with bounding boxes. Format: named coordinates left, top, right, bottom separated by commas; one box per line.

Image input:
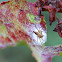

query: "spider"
left=33, top=25, right=44, bottom=43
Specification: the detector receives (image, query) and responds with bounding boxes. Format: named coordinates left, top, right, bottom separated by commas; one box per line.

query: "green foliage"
left=16, top=40, right=28, bottom=47
left=60, top=52, right=62, bottom=56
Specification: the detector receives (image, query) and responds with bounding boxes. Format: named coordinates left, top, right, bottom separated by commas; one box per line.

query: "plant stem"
left=40, top=55, right=52, bottom=62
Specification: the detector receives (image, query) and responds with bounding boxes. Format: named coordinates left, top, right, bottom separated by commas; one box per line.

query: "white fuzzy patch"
left=33, top=27, right=47, bottom=45
left=28, top=24, right=47, bottom=46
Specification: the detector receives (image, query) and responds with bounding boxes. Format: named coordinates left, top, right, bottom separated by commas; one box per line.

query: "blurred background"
left=0, top=0, right=62, bottom=62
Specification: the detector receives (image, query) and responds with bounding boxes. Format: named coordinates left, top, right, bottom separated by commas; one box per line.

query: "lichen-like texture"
left=0, top=0, right=62, bottom=62
left=0, top=0, right=47, bottom=47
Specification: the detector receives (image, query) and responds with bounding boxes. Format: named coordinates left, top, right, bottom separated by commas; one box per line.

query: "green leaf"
left=16, top=40, right=28, bottom=47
